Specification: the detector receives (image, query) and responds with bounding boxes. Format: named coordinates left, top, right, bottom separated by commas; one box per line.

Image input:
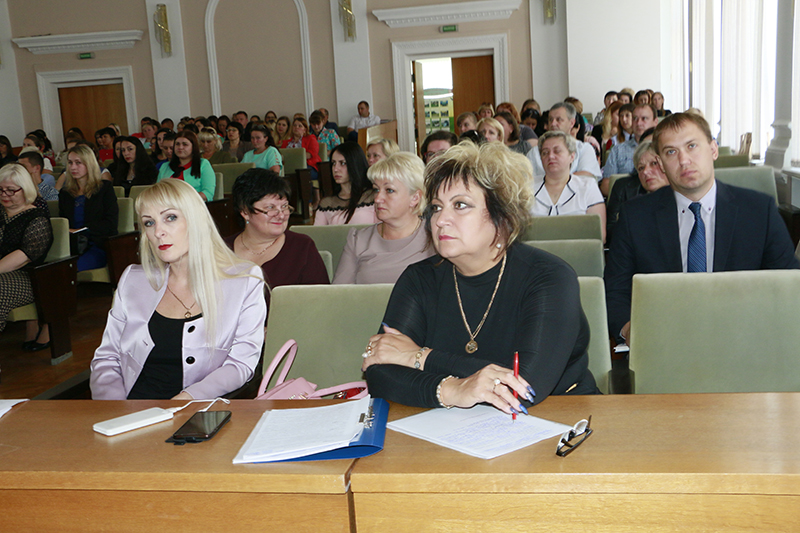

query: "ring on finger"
left=492, top=377, right=501, bottom=392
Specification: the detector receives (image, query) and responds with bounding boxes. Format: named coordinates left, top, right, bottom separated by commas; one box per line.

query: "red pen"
left=513, top=351, right=519, bottom=421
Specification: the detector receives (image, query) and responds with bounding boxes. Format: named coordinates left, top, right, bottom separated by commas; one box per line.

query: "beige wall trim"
left=205, top=0, right=314, bottom=116
left=373, top=0, right=521, bottom=28
left=37, top=67, right=138, bottom=152
left=391, top=34, right=509, bottom=151
left=13, top=30, right=143, bottom=55
left=146, top=0, right=190, bottom=121
left=0, top=0, right=25, bottom=141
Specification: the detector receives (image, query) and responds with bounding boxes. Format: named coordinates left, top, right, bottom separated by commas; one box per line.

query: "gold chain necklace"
left=241, top=232, right=279, bottom=256
left=167, top=284, right=196, bottom=319
left=453, top=254, right=507, bottom=354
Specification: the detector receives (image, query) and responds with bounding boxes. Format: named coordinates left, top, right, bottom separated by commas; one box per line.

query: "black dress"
left=0, top=207, right=53, bottom=331
left=365, top=243, right=598, bottom=408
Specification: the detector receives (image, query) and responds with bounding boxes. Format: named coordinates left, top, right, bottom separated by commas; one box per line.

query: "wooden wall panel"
left=58, top=83, right=128, bottom=142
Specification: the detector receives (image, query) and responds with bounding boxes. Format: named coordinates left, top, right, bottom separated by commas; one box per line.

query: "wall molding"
left=37, top=67, right=138, bottom=152
left=391, top=34, right=509, bottom=151
left=205, top=0, right=313, bottom=116
left=13, top=30, right=143, bottom=55
left=373, top=0, right=520, bottom=28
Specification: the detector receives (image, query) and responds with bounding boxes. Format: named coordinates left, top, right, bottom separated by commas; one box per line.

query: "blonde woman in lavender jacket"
left=90, top=179, right=266, bottom=400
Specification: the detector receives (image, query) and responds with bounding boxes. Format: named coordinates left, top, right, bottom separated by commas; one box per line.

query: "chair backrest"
left=713, top=154, right=749, bottom=168
left=629, top=270, right=800, bottom=393
left=47, top=200, right=59, bottom=218
left=129, top=185, right=151, bottom=203
left=117, top=197, right=136, bottom=233
left=738, top=132, right=752, bottom=157
left=318, top=143, right=328, bottom=162
left=212, top=162, right=256, bottom=196
left=214, top=172, right=224, bottom=200
left=102, top=159, right=114, bottom=168
left=291, top=224, right=373, bottom=273
left=318, top=249, right=333, bottom=282
left=113, top=186, right=125, bottom=198
left=280, top=148, right=307, bottom=175
left=524, top=239, right=604, bottom=277
left=46, top=217, right=71, bottom=263
left=522, top=214, right=603, bottom=241
left=577, top=276, right=612, bottom=394
left=718, top=145, right=733, bottom=156
left=263, top=284, right=395, bottom=389
left=607, top=173, right=630, bottom=200
left=714, top=166, right=777, bottom=203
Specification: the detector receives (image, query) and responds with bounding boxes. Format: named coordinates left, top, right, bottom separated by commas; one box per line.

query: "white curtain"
left=791, top=1, right=800, bottom=166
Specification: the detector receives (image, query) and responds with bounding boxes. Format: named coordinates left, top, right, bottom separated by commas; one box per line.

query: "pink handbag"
left=256, top=339, right=368, bottom=400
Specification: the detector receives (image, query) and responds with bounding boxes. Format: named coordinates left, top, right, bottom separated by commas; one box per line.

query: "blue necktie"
left=687, top=202, right=706, bottom=273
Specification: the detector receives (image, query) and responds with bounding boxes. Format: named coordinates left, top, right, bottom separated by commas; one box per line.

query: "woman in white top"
left=333, top=152, right=434, bottom=284
left=532, top=130, right=606, bottom=243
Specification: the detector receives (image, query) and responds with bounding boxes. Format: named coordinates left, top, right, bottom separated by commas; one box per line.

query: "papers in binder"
left=388, top=404, right=571, bottom=460
left=233, top=396, right=388, bottom=463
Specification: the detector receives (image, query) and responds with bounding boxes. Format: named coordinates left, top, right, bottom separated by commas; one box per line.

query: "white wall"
left=0, top=0, right=24, bottom=141
left=565, top=0, right=666, bottom=117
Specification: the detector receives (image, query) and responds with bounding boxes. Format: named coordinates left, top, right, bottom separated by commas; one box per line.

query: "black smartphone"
left=169, top=411, right=231, bottom=444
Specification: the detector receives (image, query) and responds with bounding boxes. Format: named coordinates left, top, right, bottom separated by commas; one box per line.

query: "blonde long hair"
left=63, top=144, right=103, bottom=198
left=135, top=179, right=262, bottom=344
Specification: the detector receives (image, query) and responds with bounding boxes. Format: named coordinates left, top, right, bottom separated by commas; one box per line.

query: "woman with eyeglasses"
left=0, top=164, right=53, bottom=343
left=226, top=168, right=329, bottom=288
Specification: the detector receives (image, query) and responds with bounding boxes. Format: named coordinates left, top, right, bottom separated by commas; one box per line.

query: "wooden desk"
left=0, top=400, right=354, bottom=532
left=351, top=393, right=800, bottom=532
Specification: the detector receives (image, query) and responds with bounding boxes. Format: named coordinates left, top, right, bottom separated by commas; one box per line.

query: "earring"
left=245, top=220, right=250, bottom=224
left=496, top=243, right=502, bottom=249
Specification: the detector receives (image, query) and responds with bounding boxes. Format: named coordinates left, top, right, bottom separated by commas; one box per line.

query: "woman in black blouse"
left=59, top=145, right=118, bottom=271
left=0, top=136, right=17, bottom=169
left=113, top=136, right=158, bottom=197
left=0, top=164, right=53, bottom=341
left=362, top=142, right=598, bottom=412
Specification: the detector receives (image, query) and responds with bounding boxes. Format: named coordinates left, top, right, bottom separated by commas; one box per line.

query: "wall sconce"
left=153, top=4, right=172, bottom=57
left=339, top=0, right=356, bottom=42
left=543, top=0, right=556, bottom=25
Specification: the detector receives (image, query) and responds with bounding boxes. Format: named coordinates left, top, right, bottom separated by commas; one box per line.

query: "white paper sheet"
left=388, top=404, right=571, bottom=459
left=233, top=396, right=370, bottom=463
left=0, top=399, right=28, bottom=420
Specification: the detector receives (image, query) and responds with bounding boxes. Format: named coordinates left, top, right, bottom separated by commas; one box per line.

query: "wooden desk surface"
left=0, top=400, right=355, bottom=532
left=351, top=393, right=800, bottom=532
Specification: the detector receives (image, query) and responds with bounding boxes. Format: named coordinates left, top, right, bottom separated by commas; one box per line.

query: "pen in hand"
left=513, top=352, right=519, bottom=421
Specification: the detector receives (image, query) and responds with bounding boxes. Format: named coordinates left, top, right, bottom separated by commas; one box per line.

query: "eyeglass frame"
left=251, top=204, right=295, bottom=218
left=0, top=187, right=22, bottom=197
left=556, top=415, right=593, bottom=457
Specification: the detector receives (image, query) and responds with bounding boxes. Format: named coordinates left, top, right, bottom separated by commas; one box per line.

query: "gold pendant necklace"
left=453, top=254, right=507, bottom=354
left=241, top=232, right=279, bottom=256
left=167, top=284, right=195, bottom=319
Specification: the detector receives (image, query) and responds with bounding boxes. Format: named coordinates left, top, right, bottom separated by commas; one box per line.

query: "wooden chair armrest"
left=104, top=231, right=141, bottom=288
left=28, top=256, right=79, bottom=323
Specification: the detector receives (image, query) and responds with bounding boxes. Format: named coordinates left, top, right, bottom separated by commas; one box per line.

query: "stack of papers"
left=0, top=399, right=27, bottom=420
left=388, top=405, right=571, bottom=459
left=234, top=396, right=372, bottom=463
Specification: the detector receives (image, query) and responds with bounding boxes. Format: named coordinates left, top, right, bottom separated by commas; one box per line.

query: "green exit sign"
left=440, top=25, right=458, bottom=33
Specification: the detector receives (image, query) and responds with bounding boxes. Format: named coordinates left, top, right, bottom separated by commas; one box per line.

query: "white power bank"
left=93, top=407, right=175, bottom=436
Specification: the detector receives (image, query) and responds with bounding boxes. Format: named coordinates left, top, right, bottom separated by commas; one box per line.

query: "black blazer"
left=58, top=180, right=119, bottom=244
left=604, top=180, right=799, bottom=340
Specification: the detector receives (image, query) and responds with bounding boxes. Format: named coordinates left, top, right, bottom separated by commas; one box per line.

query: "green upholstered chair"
left=113, top=186, right=125, bottom=198
left=213, top=172, right=224, bottom=201
left=47, top=200, right=59, bottom=218
left=521, top=214, right=603, bottom=242
left=280, top=148, right=307, bottom=176
left=129, top=185, right=151, bottom=203
left=77, top=197, right=138, bottom=286
left=713, top=154, right=749, bottom=168
left=718, top=146, right=733, bottom=156
left=607, top=173, right=631, bottom=200
left=629, top=270, right=800, bottom=393
left=211, top=162, right=255, bottom=196
left=318, top=143, right=328, bottom=162
left=318, top=250, right=333, bottom=282
left=524, top=239, right=604, bottom=277
left=577, top=276, right=612, bottom=394
left=714, top=166, right=777, bottom=203
left=7, top=217, right=78, bottom=364
left=291, top=224, right=372, bottom=273
left=262, top=284, right=394, bottom=389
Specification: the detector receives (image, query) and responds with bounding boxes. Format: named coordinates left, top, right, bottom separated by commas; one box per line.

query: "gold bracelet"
left=414, top=347, right=427, bottom=369
left=436, top=375, right=456, bottom=409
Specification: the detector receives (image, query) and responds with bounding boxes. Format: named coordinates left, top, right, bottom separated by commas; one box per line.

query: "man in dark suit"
left=605, top=112, right=799, bottom=343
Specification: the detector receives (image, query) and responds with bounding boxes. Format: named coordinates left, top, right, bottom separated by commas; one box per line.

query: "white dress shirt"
left=675, top=180, right=717, bottom=272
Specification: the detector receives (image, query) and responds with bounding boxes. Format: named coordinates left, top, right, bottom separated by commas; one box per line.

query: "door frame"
left=391, top=34, right=509, bottom=151
left=37, top=66, right=138, bottom=152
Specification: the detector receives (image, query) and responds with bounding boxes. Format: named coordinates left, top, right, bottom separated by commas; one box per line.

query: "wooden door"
left=452, top=55, right=494, bottom=120
left=412, top=61, right=426, bottom=155
left=58, top=83, right=128, bottom=141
